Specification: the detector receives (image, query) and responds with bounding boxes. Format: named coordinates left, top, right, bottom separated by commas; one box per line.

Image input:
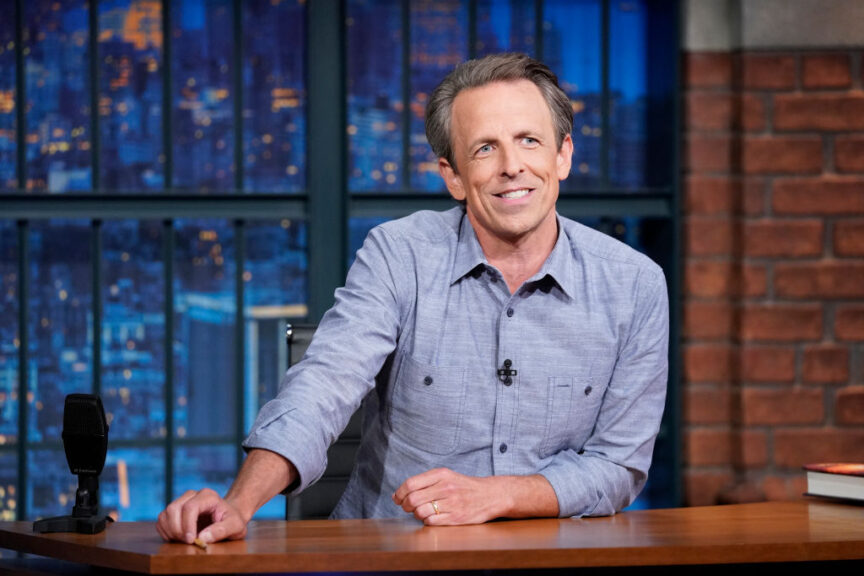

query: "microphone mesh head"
left=64, top=394, right=107, bottom=436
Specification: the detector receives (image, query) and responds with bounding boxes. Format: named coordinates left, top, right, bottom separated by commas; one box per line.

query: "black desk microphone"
left=33, top=393, right=113, bottom=534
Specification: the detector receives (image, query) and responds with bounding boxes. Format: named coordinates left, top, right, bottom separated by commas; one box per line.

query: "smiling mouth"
left=496, top=188, right=533, bottom=200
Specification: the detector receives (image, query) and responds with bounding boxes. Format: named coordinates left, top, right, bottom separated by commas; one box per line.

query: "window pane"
left=171, top=0, right=234, bottom=191
left=98, top=0, right=165, bottom=191
left=28, top=220, right=93, bottom=443
left=610, top=0, right=647, bottom=189
left=101, top=447, right=164, bottom=521
left=243, top=219, right=307, bottom=429
left=409, top=0, right=468, bottom=192
left=173, top=220, right=236, bottom=440
left=102, top=221, right=165, bottom=440
left=475, top=0, right=536, bottom=56
left=0, top=222, right=18, bottom=447
left=0, top=451, right=15, bottom=520
left=543, top=0, right=602, bottom=188
left=347, top=0, right=403, bottom=192
left=0, top=0, right=16, bottom=191
left=27, top=448, right=73, bottom=520
left=243, top=0, right=306, bottom=193
left=173, top=444, right=235, bottom=499
left=24, top=0, right=92, bottom=192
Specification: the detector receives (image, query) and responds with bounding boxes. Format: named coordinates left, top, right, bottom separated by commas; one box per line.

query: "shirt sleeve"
left=242, top=226, right=409, bottom=494
left=538, top=267, right=670, bottom=518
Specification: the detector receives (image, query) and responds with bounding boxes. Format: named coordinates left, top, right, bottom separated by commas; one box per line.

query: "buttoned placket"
left=490, top=269, right=522, bottom=476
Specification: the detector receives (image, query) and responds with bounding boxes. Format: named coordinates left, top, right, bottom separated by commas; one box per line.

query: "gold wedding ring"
left=432, top=501, right=440, bottom=515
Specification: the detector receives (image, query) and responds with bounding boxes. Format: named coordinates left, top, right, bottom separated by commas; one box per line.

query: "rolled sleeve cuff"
left=538, top=455, right=630, bottom=519
left=241, top=400, right=328, bottom=495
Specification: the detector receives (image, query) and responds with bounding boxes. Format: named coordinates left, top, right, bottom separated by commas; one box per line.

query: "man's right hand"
left=156, top=488, right=250, bottom=545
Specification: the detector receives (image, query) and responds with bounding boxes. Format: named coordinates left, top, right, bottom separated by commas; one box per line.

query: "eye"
left=476, top=144, right=493, bottom=156
left=521, top=137, right=539, bottom=146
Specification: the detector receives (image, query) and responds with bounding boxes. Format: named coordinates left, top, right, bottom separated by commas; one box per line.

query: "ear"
left=556, top=133, right=573, bottom=181
left=439, top=157, right=466, bottom=202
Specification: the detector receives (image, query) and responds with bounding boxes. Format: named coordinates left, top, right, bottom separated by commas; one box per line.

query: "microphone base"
left=33, top=513, right=112, bottom=534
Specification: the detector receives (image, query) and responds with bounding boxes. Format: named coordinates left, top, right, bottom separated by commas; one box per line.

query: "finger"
left=199, top=514, right=246, bottom=544
left=154, top=517, right=169, bottom=542
left=180, top=490, right=220, bottom=544
left=394, top=469, right=445, bottom=505
left=162, top=491, right=199, bottom=541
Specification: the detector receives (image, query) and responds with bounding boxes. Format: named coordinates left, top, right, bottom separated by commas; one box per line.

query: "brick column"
left=682, top=49, right=864, bottom=505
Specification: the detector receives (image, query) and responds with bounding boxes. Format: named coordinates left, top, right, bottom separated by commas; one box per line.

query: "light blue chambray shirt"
left=243, top=206, right=668, bottom=519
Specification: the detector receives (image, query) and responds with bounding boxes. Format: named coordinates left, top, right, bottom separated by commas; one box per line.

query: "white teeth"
left=499, top=189, right=530, bottom=199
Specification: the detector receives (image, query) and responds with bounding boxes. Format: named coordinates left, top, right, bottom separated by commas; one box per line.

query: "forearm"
left=491, top=474, right=559, bottom=519
left=225, top=448, right=297, bottom=523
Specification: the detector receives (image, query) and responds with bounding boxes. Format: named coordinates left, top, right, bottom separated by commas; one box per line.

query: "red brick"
left=741, top=347, right=796, bottom=383
left=802, top=345, right=849, bottom=384
left=762, top=475, right=808, bottom=501
left=685, top=176, right=738, bottom=214
left=684, top=386, right=733, bottom=425
left=686, top=92, right=734, bottom=131
left=686, top=260, right=737, bottom=297
left=802, top=53, right=852, bottom=89
left=742, top=388, right=824, bottom=425
left=774, top=94, right=864, bottom=131
left=835, top=136, right=864, bottom=172
left=684, top=301, right=735, bottom=340
left=684, top=53, right=733, bottom=89
left=835, top=305, right=864, bottom=341
left=740, top=93, right=766, bottom=132
left=685, top=470, right=734, bottom=507
left=742, top=264, right=768, bottom=297
left=836, top=386, right=864, bottom=425
left=773, top=177, right=864, bottom=215
left=740, top=304, right=823, bottom=342
left=774, top=428, right=864, bottom=468
left=742, top=137, right=822, bottom=175
left=834, top=220, right=864, bottom=256
left=684, top=344, right=735, bottom=383
left=685, top=135, right=734, bottom=173
left=743, top=178, right=767, bottom=216
left=743, top=220, right=823, bottom=258
left=737, top=430, right=768, bottom=468
left=686, top=218, right=735, bottom=256
left=686, top=429, right=733, bottom=466
left=775, top=262, right=864, bottom=299
left=742, top=54, right=797, bottom=90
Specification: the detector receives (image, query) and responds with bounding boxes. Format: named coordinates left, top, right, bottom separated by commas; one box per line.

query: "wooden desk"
left=1, top=500, right=863, bottom=574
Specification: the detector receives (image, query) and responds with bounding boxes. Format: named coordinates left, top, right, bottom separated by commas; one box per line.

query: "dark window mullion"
left=600, top=0, right=610, bottom=187
left=163, top=219, right=175, bottom=504
left=15, top=0, right=25, bottom=191
left=400, top=0, right=410, bottom=191
left=468, top=0, right=477, bottom=59
left=16, top=219, right=28, bottom=520
left=234, top=219, right=246, bottom=469
left=163, top=0, right=173, bottom=190
left=90, top=0, right=100, bottom=192
left=535, top=0, right=544, bottom=59
left=233, top=0, right=243, bottom=193
left=92, top=219, right=102, bottom=396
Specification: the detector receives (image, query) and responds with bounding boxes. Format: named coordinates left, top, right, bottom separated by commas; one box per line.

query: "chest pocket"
left=388, top=354, right=467, bottom=455
left=538, top=368, right=608, bottom=459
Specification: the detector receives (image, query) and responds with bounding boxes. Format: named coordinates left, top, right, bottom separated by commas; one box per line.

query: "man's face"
left=439, top=79, right=573, bottom=246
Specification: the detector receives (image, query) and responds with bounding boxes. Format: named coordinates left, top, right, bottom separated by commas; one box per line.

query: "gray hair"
left=425, top=52, right=574, bottom=172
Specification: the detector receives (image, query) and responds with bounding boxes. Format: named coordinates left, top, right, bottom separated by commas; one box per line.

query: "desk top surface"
left=2, top=499, right=864, bottom=573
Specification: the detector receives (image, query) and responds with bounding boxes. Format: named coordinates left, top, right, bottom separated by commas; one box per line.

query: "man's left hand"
left=392, top=468, right=505, bottom=525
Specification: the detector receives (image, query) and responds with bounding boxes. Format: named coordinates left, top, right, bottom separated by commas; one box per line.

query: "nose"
left=498, top=143, right=524, bottom=179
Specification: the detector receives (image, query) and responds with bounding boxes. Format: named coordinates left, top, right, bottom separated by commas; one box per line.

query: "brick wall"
left=682, top=50, right=864, bottom=505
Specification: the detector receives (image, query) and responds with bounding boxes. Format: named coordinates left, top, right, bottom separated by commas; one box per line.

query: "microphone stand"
left=33, top=473, right=113, bottom=534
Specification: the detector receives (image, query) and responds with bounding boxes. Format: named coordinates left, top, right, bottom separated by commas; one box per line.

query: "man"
left=156, top=53, right=668, bottom=545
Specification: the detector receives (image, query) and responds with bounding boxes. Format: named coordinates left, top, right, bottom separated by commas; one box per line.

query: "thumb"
left=198, top=513, right=247, bottom=543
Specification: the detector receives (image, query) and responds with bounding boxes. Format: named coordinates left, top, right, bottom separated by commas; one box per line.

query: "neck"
left=471, top=214, right=558, bottom=294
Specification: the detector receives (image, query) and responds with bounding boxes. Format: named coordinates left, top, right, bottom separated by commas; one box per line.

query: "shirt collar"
left=450, top=211, right=576, bottom=300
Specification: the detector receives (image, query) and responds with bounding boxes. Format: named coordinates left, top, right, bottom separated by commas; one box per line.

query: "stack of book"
left=803, top=463, right=864, bottom=503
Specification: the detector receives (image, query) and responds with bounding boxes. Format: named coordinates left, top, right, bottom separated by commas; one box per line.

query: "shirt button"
left=499, top=443, right=508, bottom=453
left=506, top=308, right=514, bottom=317
left=424, top=376, right=433, bottom=386
left=584, top=385, right=593, bottom=395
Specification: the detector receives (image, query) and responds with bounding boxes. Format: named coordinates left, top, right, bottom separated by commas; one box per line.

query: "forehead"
left=449, top=79, right=555, bottom=141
